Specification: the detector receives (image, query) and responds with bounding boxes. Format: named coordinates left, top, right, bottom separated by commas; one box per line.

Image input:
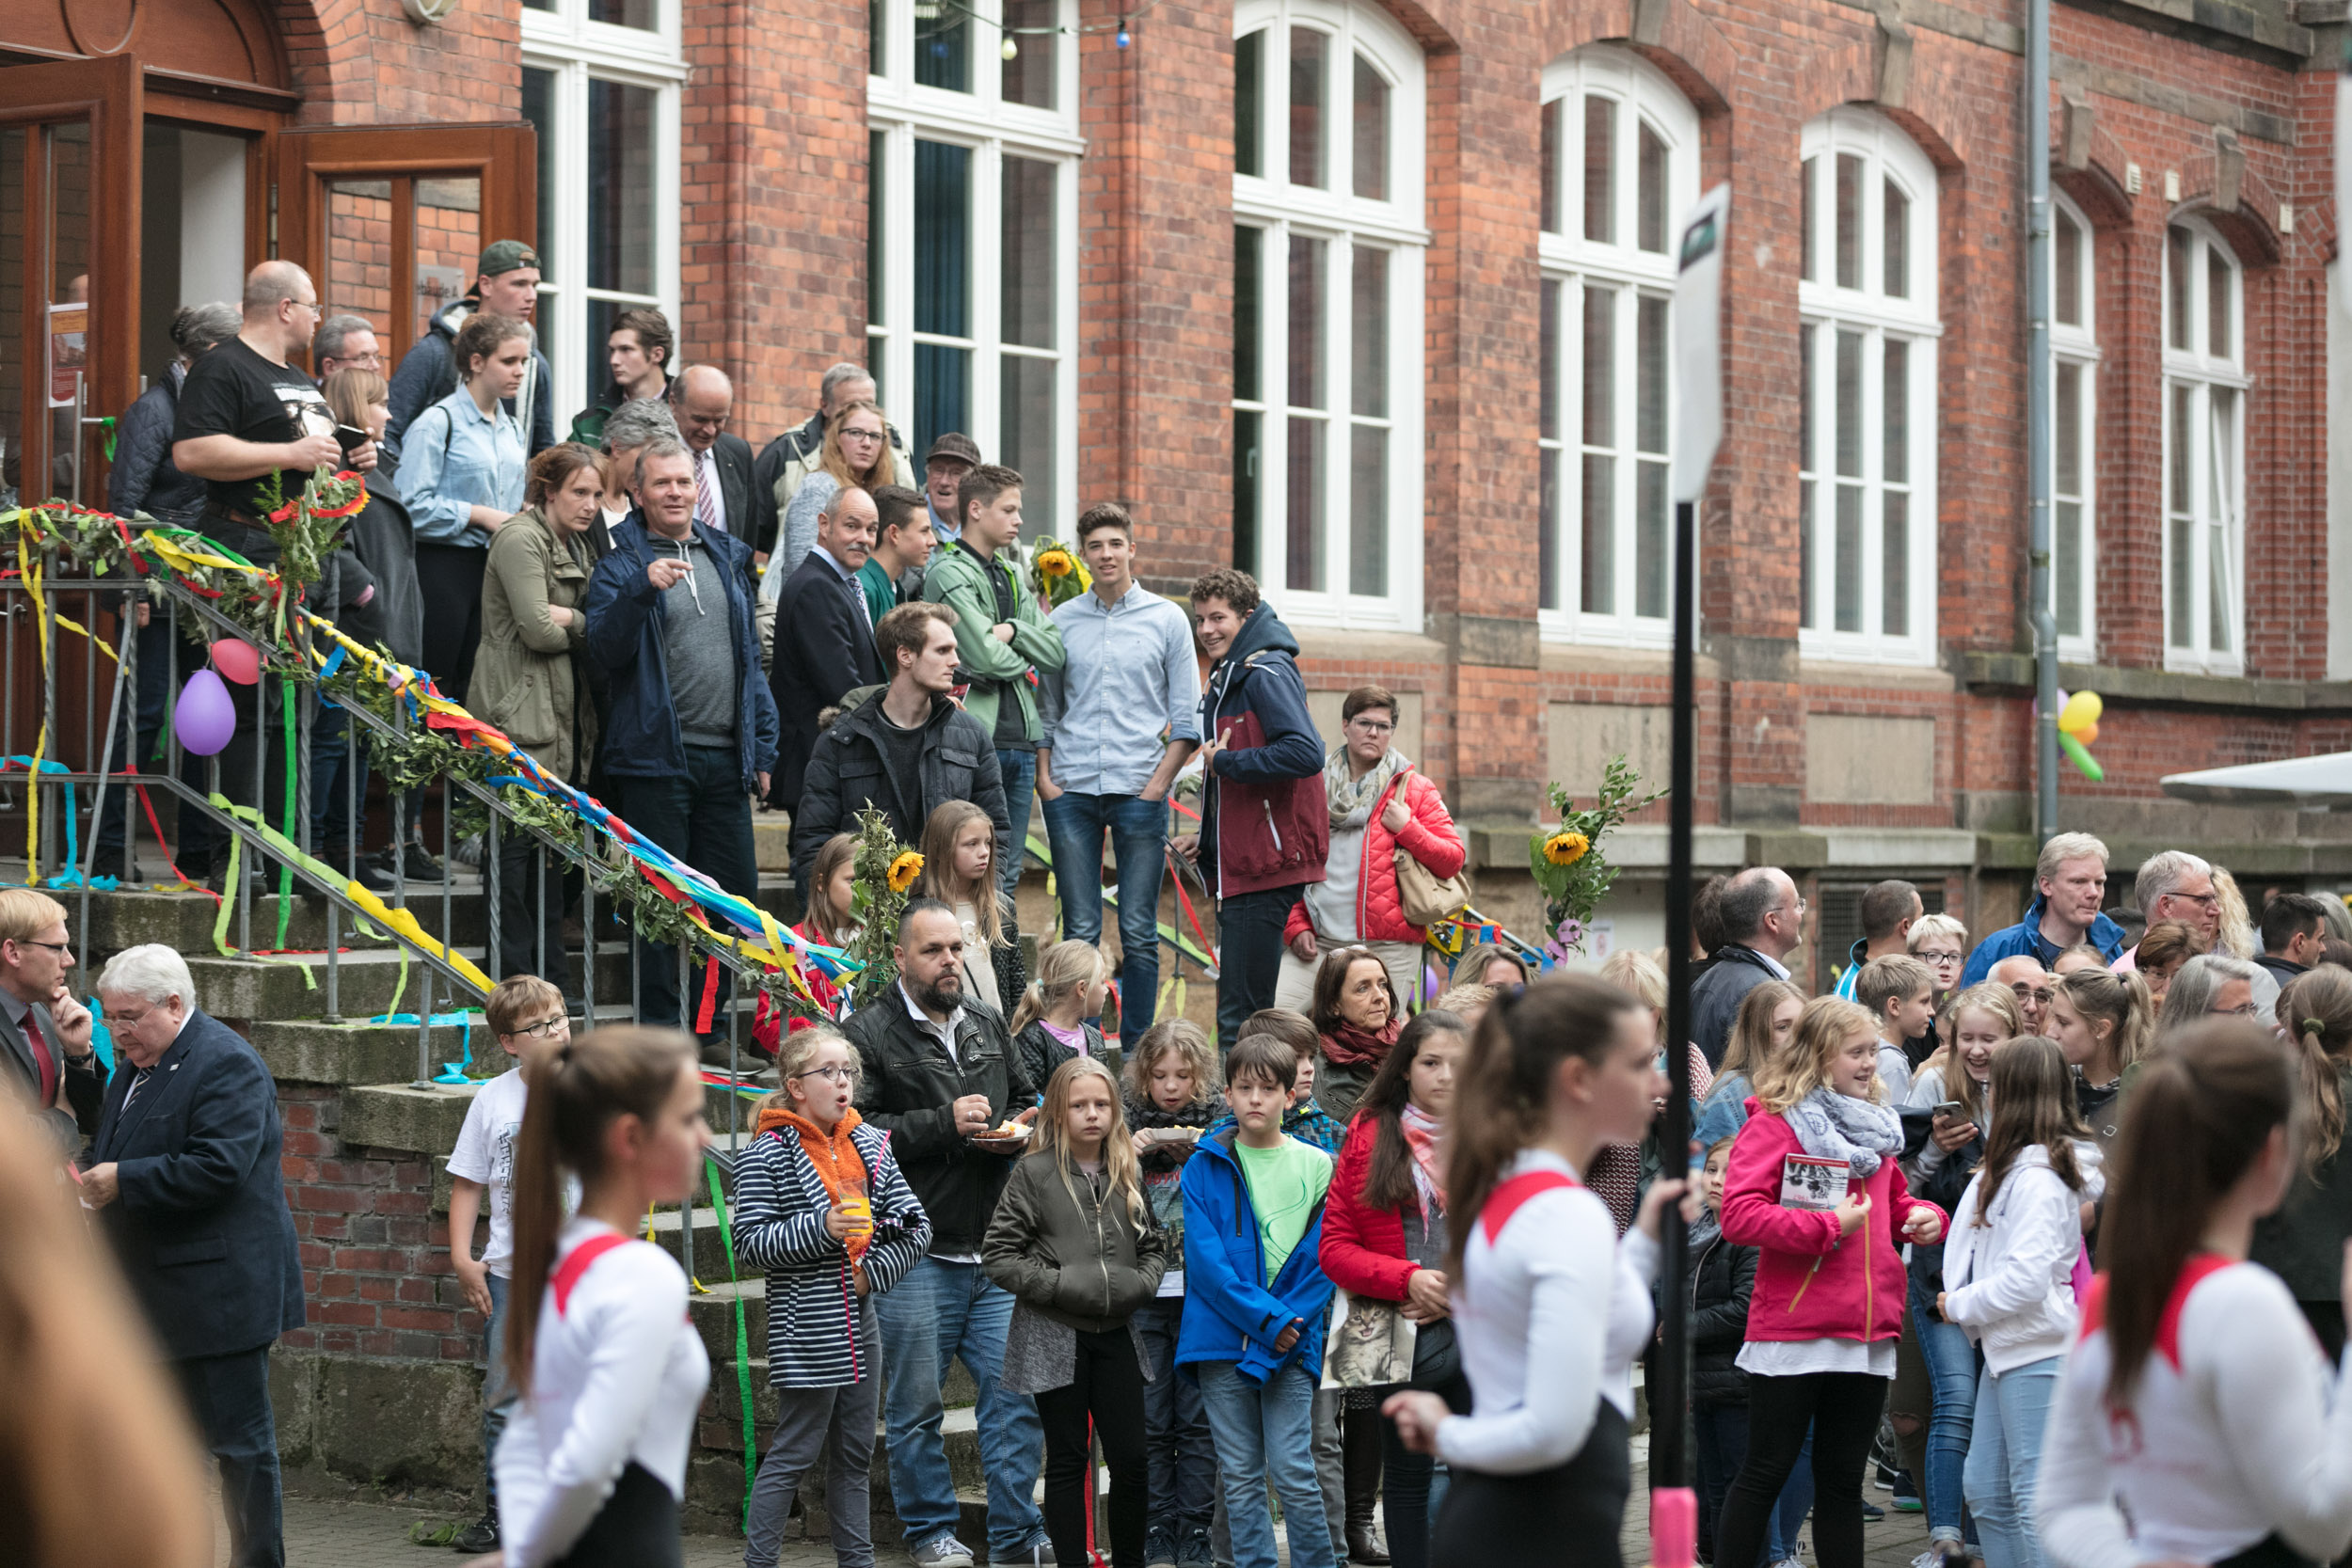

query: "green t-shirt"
left=857, top=557, right=898, bottom=629
left=1234, top=1134, right=1333, bottom=1284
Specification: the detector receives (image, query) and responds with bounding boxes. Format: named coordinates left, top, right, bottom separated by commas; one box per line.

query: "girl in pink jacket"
left=1714, top=996, right=1947, bottom=1568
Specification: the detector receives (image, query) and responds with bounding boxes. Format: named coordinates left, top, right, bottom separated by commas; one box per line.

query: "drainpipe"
left=2027, top=0, right=2058, bottom=845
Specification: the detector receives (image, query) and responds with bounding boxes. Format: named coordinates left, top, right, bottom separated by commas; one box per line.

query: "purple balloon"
left=176, top=668, right=236, bottom=757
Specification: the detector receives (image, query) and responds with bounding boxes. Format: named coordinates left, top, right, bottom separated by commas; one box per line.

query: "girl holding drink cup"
left=733, top=1030, right=933, bottom=1568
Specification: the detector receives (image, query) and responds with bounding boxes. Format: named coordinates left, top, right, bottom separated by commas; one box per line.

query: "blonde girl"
left=1910, top=982, right=2026, bottom=1154
left=1013, top=939, right=1114, bottom=1092
left=2045, top=968, right=2153, bottom=1157
left=1715, top=997, right=1947, bottom=1568
left=1695, top=978, right=1806, bottom=1148
left=984, top=1057, right=1169, bottom=1568
left=2250, top=965, right=2352, bottom=1358
left=916, top=800, right=1011, bottom=1016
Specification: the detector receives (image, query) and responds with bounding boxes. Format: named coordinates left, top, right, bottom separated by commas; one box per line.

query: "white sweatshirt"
left=1436, top=1149, right=1659, bottom=1476
left=2040, top=1259, right=2352, bottom=1568
left=1940, top=1145, right=2099, bottom=1375
left=497, top=1220, right=711, bottom=1568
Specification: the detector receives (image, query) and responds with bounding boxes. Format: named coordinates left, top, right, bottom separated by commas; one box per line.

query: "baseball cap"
left=478, top=240, right=542, bottom=277
left=925, top=433, right=981, bottom=467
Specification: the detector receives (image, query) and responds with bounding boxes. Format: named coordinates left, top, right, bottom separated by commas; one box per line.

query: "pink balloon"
left=176, top=669, right=236, bottom=757
left=210, top=638, right=262, bottom=686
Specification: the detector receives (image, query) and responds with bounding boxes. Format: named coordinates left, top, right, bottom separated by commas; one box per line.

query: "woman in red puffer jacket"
left=1275, top=685, right=1465, bottom=1021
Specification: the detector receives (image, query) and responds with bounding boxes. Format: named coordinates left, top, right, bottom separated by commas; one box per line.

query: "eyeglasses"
left=513, top=1013, right=572, bottom=1038
left=792, top=1063, right=863, bottom=1085
left=1919, top=950, right=1964, bottom=965
left=2212, top=1002, right=2262, bottom=1018
left=2169, top=891, right=2222, bottom=910
left=13, top=938, right=70, bottom=956
left=1347, top=719, right=1395, bottom=734
left=101, top=1002, right=157, bottom=1027
left=840, top=427, right=886, bottom=445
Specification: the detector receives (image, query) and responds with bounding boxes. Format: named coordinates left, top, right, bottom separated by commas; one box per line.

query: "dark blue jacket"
left=1959, top=889, right=2128, bottom=987
left=108, top=362, right=207, bottom=525
left=1175, top=1127, right=1335, bottom=1382
left=583, top=515, right=780, bottom=793
left=86, top=1008, right=305, bottom=1360
left=1198, top=601, right=1328, bottom=897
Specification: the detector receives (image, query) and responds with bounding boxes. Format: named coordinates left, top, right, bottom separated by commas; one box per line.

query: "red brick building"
left=2, top=0, right=2347, bottom=975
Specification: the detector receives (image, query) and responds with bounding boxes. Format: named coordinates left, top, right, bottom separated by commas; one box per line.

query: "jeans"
left=995, top=747, right=1037, bottom=902
left=1717, top=1372, right=1886, bottom=1568
left=483, top=1274, right=514, bottom=1518
left=1195, top=1359, right=1335, bottom=1568
left=1311, top=1386, right=1347, bottom=1564
left=616, top=744, right=759, bottom=1031
left=1214, top=886, right=1296, bottom=1052
left=1692, top=1402, right=1748, bottom=1566
left=1041, top=791, right=1168, bottom=1046
left=1911, top=1277, right=1980, bottom=1544
left=871, top=1256, right=1046, bottom=1558
left=1134, top=1299, right=1216, bottom=1534
left=1037, top=1326, right=1151, bottom=1568
left=745, top=1304, right=882, bottom=1568
left=1384, top=1368, right=1470, bottom=1568
left=1963, top=1357, right=2061, bottom=1568
left=309, top=700, right=373, bottom=863
left=173, top=1345, right=285, bottom=1568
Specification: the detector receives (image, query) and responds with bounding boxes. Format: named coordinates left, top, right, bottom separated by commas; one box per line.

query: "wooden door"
left=277, top=125, right=536, bottom=372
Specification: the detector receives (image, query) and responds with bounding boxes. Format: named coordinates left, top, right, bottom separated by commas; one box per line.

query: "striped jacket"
left=731, top=1119, right=931, bottom=1388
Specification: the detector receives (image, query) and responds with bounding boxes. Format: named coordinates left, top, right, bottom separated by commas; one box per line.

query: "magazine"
left=1780, top=1153, right=1851, bottom=1212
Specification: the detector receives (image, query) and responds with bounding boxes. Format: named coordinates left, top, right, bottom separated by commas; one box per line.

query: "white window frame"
left=522, top=0, right=686, bottom=424
left=867, top=0, right=1080, bottom=538
left=1796, top=107, right=1940, bottom=666
left=1232, top=0, right=1427, bottom=630
left=2050, top=191, right=2098, bottom=661
left=1536, top=45, right=1699, bottom=646
left=2161, top=214, right=2248, bottom=675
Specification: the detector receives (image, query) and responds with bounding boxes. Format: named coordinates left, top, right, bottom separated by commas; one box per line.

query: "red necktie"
left=24, top=1012, right=56, bottom=1107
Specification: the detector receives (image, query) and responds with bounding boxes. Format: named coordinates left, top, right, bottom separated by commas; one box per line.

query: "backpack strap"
left=1479, top=1169, right=1579, bottom=1246
left=550, top=1232, right=634, bottom=1316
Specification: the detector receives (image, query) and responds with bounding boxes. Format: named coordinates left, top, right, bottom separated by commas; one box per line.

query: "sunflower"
left=1543, top=830, right=1591, bottom=867
left=887, top=850, right=925, bottom=893
left=1038, top=547, right=1075, bottom=578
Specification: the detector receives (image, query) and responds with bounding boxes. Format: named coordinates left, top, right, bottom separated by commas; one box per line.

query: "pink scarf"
left=1399, top=1103, right=1447, bottom=1220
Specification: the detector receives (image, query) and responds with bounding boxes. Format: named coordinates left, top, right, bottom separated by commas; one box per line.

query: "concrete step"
left=187, top=942, right=655, bottom=1020
left=340, top=1075, right=771, bottom=1161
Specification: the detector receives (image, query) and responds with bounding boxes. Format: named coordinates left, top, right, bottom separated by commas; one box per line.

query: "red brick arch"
left=274, top=0, right=522, bottom=126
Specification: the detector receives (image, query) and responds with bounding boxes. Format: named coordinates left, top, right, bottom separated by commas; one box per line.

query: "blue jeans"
left=483, top=1274, right=514, bottom=1516
left=1194, top=1359, right=1335, bottom=1568
left=1134, top=1299, right=1216, bottom=1535
left=1963, top=1356, right=2061, bottom=1568
left=1911, top=1277, right=1980, bottom=1544
left=871, top=1256, right=1046, bottom=1558
left=1041, top=791, right=1168, bottom=1046
left=995, top=748, right=1037, bottom=901
left=1693, top=1402, right=1748, bottom=1565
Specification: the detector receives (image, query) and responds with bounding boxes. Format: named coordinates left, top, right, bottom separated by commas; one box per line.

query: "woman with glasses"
left=1276, top=685, right=1467, bottom=1036
left=733, top=1027, right=933, bottom=1568
left=2154, top=954, right=2267, bottom=1036
left=766, top=399, right=896, bottom=593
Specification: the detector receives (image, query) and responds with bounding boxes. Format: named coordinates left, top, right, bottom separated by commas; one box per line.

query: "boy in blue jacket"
left=1176, top=1032, right=1338, bottom=1568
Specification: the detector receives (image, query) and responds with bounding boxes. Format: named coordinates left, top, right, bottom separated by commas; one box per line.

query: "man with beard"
left=844, top=899, right=1048, bottom=1568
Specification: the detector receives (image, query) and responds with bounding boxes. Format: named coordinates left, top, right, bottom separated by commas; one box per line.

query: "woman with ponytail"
left=2045, top=968, right=2153, bottom=1159
left=2251, top=967, right=2352, bottom=1359
left=2040, top=1020, right=2352, bottom=1568
left=496, top=1027, right=713, bottom=1568
left=1379, top=977, right=1694, bottom=1568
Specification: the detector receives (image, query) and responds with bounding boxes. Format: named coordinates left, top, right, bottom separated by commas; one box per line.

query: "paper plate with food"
left=970, top=1118, right=1033, bottom=1148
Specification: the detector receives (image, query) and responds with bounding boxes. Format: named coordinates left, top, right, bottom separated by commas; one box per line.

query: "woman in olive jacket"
left=473, top=442, right=602, bottom=993
left=985, top=1057, right=1170, bottom=1568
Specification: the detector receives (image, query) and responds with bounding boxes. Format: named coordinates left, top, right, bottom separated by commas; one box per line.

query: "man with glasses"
left=81, top=942, right=303, bottom=1568
left=669, top=363, right=759, bottom=540
left=312, top=312, right=383, bottom=385
left=442, top=975, right=573, bottom=1557
left=0, top=888, right=100, bottom=1153
left=1959, top=831, right=2126, bottom=986
left=1988, top=955, right=2058, bottom=1034
left=1691, top=864, right=1808, bottom=1067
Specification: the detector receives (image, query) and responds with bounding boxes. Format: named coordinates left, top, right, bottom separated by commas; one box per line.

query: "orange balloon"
left=2075, top=721, right=2098, bottom=746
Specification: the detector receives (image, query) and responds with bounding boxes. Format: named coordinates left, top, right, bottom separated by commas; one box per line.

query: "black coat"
left=702, top=431, right=761, bottom=544
left=791, top=687, right=1008, bottom=892
left=0, top=996, right=103, bottom=1152
left=107, top=363, right=207, bottom=525
left=86, top=1008, right=306, bottom=1360
left=767, top=549, right=884, bottom=812
left=335, top=475, right=424, bottom=668
left=1685, top=1221, right=1759, bottom=1407
left=1690, top=945, right=1784, bottom=1069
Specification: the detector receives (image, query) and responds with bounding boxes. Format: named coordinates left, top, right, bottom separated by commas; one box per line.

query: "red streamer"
left=694, top=955, right=722, bottom=1034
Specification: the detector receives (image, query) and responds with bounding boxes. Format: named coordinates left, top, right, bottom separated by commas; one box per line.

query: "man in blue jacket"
left=1958, top=831, right=2123, bottom=987
left=81, top=944, right=305, bottom=1568
left=584, top=436, right=779, bottom=1038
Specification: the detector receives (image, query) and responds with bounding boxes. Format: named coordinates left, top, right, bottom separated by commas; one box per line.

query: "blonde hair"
left=1922, top=980, right=2025, bottom=1126
left=2212, top=866, right=2257, bottom=960
left=764, top=1027, right=861, bottom=1122
left=1011, top=940, right=1109, bottom=1037
left=2053, top=966, right=2154, bottom=1079
left=486, top=974, right=564, bottom=1039
left=1906, top=911, right=1968, bottom=955
left=916, top=801, right=1004, bottom=948
left=1431, top=982, right=1496, bottom=1019
left=1757, top=995, right=1885, bottom=1113
left=1720, top=978, right=1806, bottom=1080
left=1123, top=1018, right=1218, bottom=1104
left=1597, top=949, right=1665, bottom=1021
left=0, top=1104, right=212, bottom=1567
left=0, top=887, right=68, bottom=945
left=1035, top=1056, right=1146, bottom=1224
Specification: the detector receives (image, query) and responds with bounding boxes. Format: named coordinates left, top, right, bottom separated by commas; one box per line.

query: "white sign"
left=1671, top=184, right=1729, bottom=504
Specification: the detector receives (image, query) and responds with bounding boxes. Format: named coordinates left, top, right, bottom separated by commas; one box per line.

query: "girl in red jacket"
left=1320, top=1008, right=1474, bottom=1568
left=1715, top=995, right=1947, bottom=1568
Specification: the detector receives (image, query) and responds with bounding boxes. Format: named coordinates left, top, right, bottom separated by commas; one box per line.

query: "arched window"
left=2162, top=216, right=2245, bottom=673
left=2051, top=193, right=2098, bottom=657
left=1535, top=44, right=1700, bottom=642
left=1232, top=0, right=1426, bottom=626
left=867, top=0, right=1080, bottom=535
left=1796, top=108, right=1939, bottom=663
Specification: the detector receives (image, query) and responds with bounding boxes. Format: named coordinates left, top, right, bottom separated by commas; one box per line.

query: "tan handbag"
left=1391, top=778, right=1472, bottom=926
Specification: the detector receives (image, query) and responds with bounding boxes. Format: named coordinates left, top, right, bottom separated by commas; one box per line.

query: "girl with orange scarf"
left=732, top=1030, right=932, bottom=1568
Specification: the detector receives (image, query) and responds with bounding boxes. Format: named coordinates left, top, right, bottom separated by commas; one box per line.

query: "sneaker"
left=1890, top=1472, right=1924, bottom=1513
left=1874, top=1461, right=1903, bottom=1491
left=450, top=1515, right=499, bottom=1553
left=1772, top=1557, right=1807, bottom=1568
left=1176, top=1528, right=1215, bottom=1567
left=1146, top=1527, right=1178, bottom=1567
left=910, top=1539, right=976, bottom=1568
left=991, top=1534, right=1052, bottom=1566
left=1860, top=1500, right=1884, bottom=1524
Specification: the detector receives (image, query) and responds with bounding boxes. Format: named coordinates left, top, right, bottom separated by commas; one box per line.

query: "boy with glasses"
left=443, top=974, right=571, bottom=1556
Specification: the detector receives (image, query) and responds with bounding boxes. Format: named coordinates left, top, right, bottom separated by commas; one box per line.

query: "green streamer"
left=706, top=1156, right=758, bottom=1530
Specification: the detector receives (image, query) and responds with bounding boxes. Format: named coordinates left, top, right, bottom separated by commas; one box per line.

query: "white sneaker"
left=911, top=1538, right=976, bottom=1568
left=1773, top=1556, right=1807, bottom=1568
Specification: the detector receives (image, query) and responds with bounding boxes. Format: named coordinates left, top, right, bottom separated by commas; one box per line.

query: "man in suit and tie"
left=0, top=888, right=102, bottom=1153
left=670, top=363, right=761, bottom=543
left=769, top=484, right=886, bottom=813
left=80, top=943, right=304, bottom=1568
